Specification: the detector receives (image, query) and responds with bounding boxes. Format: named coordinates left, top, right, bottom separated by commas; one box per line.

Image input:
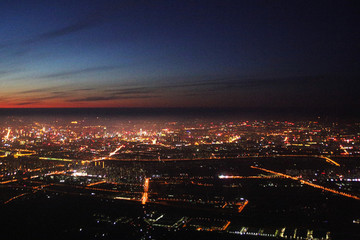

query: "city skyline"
left=1, top=116, right=360, bottom=239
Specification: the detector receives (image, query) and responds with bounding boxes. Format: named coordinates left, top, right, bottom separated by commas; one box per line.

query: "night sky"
left=0, top=0, right=359, bottom=112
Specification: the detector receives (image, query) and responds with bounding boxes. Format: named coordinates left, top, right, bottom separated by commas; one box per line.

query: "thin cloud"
left=19, top=87, right=58, bottom=94
left=0, top=0, right=137, bottom=71
left=51, top=91, right=66, bottom=94
left=40, top=66, right=118, bottom=79
left=15, top=101, right=40, bottom=106
left=0, top=70, right=15, bottom=76
left=71, top=88, right=96, bottom=92
left=0, top=18, right=100, bottom=57
left=19, top=86, right=97, bottom=94
left=31, top=95, right=63, bottom=101
left=107, top=87, right=155, bottom=95
left=29, top=0, right=138, bottom=43
left=67, top=95, right=157, bottom=102
left=152, top=75, right=349, bottom=92
left=2, top=0, right=138, bottom=48
left=26, top=20, right=98, bottom=44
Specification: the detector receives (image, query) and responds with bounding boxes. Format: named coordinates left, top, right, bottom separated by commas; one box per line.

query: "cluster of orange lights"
left=319, top=156, right=341, bottom=167
left=237, top=200, right=249, bottom=213
left=251, top=166, right=360, bottom=201
left=141, top=178, right=150, bottom=204
left=87, top=180, right=107, bottom=187
left=4, top=193, right=28, bottom=205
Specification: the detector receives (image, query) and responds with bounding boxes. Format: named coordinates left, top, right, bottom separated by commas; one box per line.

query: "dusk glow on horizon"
left=0, top=0, right=359, bottom=111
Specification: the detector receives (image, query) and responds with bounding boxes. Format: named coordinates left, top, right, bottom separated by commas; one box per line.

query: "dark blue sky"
left=0, top=0, right=359, bottom=111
